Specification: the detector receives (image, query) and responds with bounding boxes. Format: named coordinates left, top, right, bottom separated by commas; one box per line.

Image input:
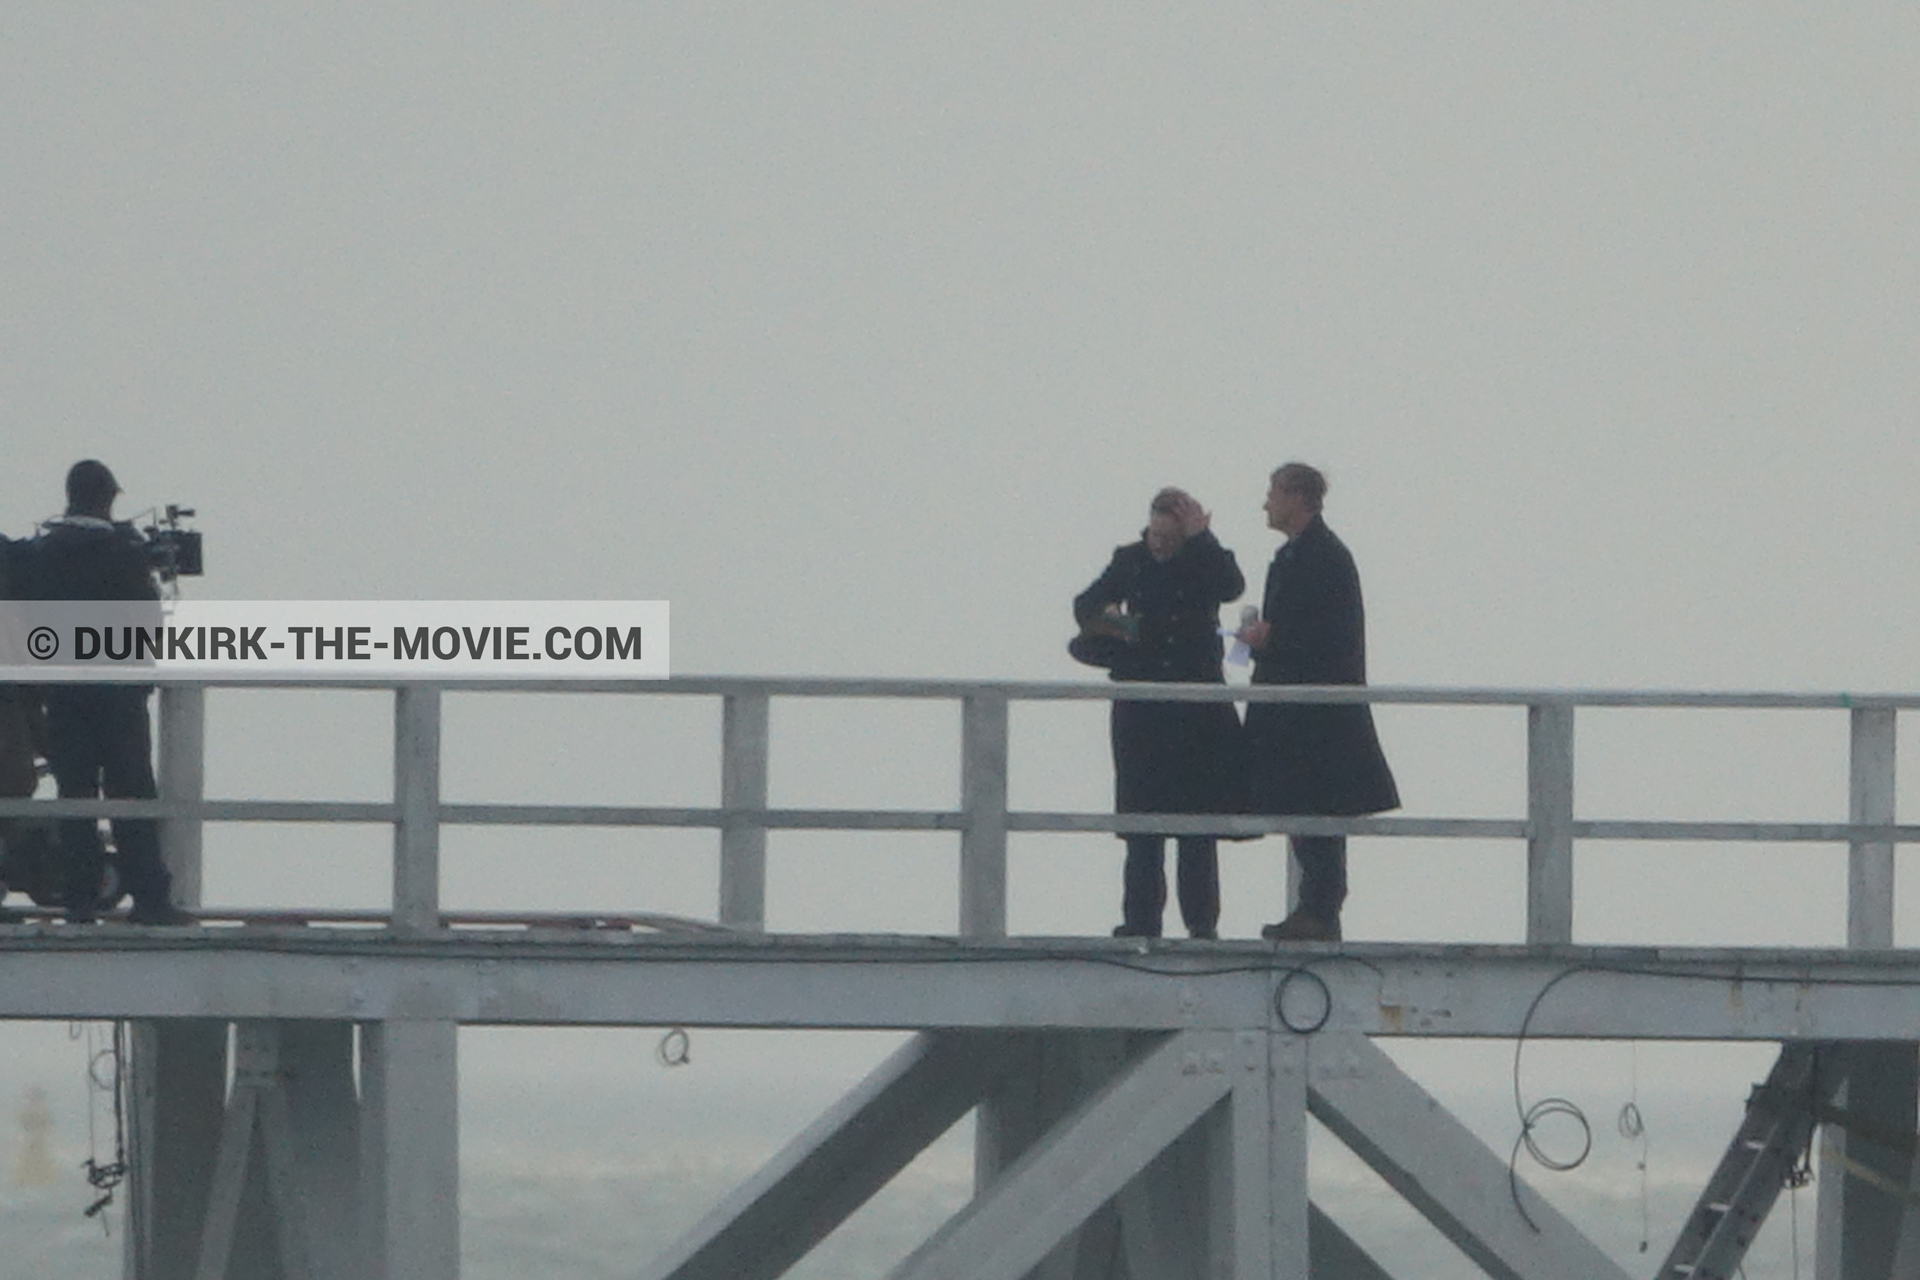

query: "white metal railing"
left=0, top=678, right=1914, bottom=946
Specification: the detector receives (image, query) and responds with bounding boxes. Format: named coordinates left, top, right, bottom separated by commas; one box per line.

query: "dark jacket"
left=1246, top=516, right=1399, bottom=816
left=1075, top=530, right=1247, bottom=821
left=1075, top=530, right=1243, bottom=684
left=28, top=517, right=160, bottom=702
left=0, top=536, right=23, bottom=601
left=29, top=518, right=159, bottom=604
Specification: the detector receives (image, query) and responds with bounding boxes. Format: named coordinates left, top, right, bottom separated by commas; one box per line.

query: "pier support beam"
left=642, top=1031, right=1013, bottom=1280
left=974, top=1031, right=1138, bottom=1279
left=1309, top=1206, right=1397, bottom=1280
left=129, top=687, right=221, bottom=1279
left=1816, top=1043, right=1917, bottom=1280
left=1308, top=1032, right=1629, bottom=1280
left=162, top=1023, right=367, bottom=1280
left=127, top=1020, right=228, bottom=1280
left=362, top=1020, right=460, bottom=1280
left=193, top=1023, right=315, bottom=1280
left=131, top=1020, right=446, bottom=1280
left=898, top=1032, right=1270, bottom=1280
left=649, top=1029, right=1311, bottom=1280
left=275, top=1023, right=365, bottom=1279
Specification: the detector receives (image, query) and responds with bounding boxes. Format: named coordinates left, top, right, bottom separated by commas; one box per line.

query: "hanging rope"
left=80, top=1022, right=129, bottom=1228
left=1618, top=1040, right=1649, bottom=1254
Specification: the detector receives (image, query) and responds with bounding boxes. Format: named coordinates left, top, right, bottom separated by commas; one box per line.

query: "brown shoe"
left=1261, top=912, right=1340, bottom=943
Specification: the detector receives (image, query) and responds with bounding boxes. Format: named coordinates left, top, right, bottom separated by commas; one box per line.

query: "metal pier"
left=3, top=677, right=1919, bottom=1279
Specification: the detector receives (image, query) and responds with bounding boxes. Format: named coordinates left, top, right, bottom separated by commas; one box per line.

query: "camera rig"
left=134, top=505, right=203, bottom=583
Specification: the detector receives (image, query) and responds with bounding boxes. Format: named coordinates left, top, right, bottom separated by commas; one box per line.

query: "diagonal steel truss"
left=637, top=1027, right=1650, bottom=1280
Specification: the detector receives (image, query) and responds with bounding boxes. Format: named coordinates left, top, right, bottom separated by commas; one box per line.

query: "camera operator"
left=30, top=461, right=192, bottom=925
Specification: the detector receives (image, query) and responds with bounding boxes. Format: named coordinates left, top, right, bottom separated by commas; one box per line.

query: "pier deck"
left=4, top=675, right=1918, bottom=1279
left=4, top=926, right=1920, bottom=1044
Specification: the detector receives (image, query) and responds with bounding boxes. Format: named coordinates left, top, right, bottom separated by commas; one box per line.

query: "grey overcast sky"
left=7, top=3, right=1920, bottom=942
left=6, top=1, right=1920, bottom=934
left=3, top=5, right=1918, bottom=1267
left=5, top=2, right=1916, bottom=686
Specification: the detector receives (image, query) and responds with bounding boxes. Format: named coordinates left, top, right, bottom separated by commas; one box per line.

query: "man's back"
left=30, top=518, right=157, bottom=603
left=1251, top=516, right=1368, bottom=688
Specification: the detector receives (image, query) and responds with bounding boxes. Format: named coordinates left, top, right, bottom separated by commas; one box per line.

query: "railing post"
left=1848, top=705, right=1896, bottom=950
left=1526, top=700, right=1575, bottom=945
left=135, top=686, right=218, bottom=1280
left=720, top=691, right=770, bottom=931
left=960, top=691, right=1009, bottom=939
left=391, top=684, right=442, bottom=935
left=158, top=683, right=206, bottom=907
left=1821, top=712, right=1910, bottom=1277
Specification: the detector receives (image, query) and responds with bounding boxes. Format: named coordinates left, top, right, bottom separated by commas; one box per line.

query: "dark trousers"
left=1291, top=834, right=1347, bottom=923
left=1122, top=835, right=1219, bottom=937
left=43, top=688, right=171, bottom=913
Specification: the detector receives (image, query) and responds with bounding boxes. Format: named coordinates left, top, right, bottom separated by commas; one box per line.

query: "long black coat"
left=1075, top=530, right=1248, bottom=825
left=1245, top=516, right=1399, bottom=816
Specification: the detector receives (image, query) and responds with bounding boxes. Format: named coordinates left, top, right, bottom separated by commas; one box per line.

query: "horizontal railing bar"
left=440, top=808, right=1527, bottom=838
left=0, top=799, right=398, bottom=822
left=53, top=674, right=1920, bottom=710
left=438, top=805, right=964, bottom=831
left=1575, top=821, right=1920, bottom=843
left=13, top=799, right=1920, bottom=845
left=199, top=907, right=733, bottom=933
left=441, top=804, right=717, bottom=828
left=1012, top=814, right=1528, bottom=838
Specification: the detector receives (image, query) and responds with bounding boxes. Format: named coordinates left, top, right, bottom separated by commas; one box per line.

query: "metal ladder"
left=1655, top=1042, right=1829, bottom=1280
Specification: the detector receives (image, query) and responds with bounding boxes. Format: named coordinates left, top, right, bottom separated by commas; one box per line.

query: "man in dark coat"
left=1240, top=463, right=1397, bottom=942
left=1075, top=488, right=1247, bottom=939
left=29, top=461, right=192, bottom=925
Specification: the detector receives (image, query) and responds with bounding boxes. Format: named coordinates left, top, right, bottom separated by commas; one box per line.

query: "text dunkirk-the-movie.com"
left=0, top=602, right=669, bottom=680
